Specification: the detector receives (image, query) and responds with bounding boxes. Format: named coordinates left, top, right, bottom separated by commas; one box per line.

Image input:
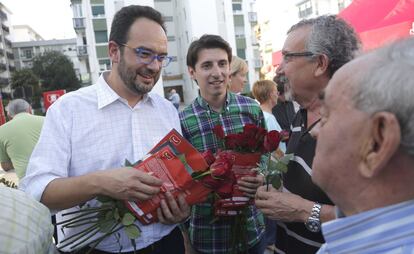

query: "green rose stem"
left=57, top=215, right=100, bottom=227
left=61, top=205, right=113, bottom=216
left=265, top=153, right=271, bottom=191
left=64, top=220, right=99, bottom=228
left=58, top=224, right=100, bottom=249
left=83, top=224, right=123, bottom=254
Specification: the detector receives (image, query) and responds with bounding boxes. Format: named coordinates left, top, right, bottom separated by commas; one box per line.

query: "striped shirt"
left=179, top=92, right=266, bottom=254
left=0, top=186, right=56, bottom=254
left=276, top=109, right=333, bottom=254
left=318, top=200, right=414, bottom=254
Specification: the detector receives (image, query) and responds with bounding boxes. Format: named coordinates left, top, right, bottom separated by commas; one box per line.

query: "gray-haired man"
left=313, top=37, right=414, bottom=254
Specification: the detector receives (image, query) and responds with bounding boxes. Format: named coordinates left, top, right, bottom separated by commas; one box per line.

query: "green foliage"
left=10, top=69, right=42, bottom=108
left=32, top=51, right=80, bottom=92
left=11, top=68, right=39, bottom=89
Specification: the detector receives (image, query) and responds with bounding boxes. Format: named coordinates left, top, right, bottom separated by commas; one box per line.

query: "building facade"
left=12, top=25, right=44, bottom=42
left=70, top=0, right=261, bottom=103
left=12, top=39, right=89, bottom=86
left=0, top=2, right=15, bottom=94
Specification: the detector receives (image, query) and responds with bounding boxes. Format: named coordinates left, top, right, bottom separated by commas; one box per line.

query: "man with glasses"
left=255, top=15, right=360, bottom=253
left=21, top=5, right=188, bottom=254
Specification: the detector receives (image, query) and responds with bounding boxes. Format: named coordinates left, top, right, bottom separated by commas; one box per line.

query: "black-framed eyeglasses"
left=282, top=51, right=315, bottom=62
left=120, top=44, right=172, bottom=67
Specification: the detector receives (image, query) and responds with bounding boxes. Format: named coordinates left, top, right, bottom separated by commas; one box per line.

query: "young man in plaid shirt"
left=179, top=34, right=266, bottom=254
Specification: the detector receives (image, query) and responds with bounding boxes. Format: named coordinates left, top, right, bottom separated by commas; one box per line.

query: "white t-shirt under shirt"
left=263, top=111, right=286, bottom=152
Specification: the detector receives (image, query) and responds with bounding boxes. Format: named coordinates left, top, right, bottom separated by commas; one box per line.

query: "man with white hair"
left=312, top=37, right=414, bottom=253
left=0, top=98, right=44, bottom=179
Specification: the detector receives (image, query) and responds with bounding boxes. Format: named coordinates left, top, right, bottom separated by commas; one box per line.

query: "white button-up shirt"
left=20, top=72, right=181, bottom=252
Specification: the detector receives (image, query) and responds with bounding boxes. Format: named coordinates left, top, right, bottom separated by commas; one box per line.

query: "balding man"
left=0, top=99, right=44, bottom=179
left=312, top=38, right=414, bottom=253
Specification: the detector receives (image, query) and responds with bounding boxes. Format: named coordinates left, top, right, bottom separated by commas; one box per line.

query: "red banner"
left=43, top=89, right=66, bottom=111
left=0, top=96, right=6, bottom=126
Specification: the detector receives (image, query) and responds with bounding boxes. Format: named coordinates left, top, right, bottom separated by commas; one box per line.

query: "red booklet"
left=125, top=129, right=211, bottom=224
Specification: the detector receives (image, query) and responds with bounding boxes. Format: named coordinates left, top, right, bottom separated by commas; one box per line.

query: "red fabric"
left=339, top=0, right=414, bottom=50
left=360, top=21, right=413, bottom=50
left=339, top=0, right=414, bottom=33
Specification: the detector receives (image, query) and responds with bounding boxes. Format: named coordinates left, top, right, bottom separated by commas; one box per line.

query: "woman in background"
left=229, top=55, right=248, bottom=94
left=252, top=79, right=286, bottom=152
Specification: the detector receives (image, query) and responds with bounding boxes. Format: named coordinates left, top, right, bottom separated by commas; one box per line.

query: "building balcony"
left=0, top=77, right=9, bottom=87
left=73, top=18, right=85, bottom=30
left=2, top=24, right=9, bottom=34
left=248, top=12, right=257, bottom=24
left=0, top=63, right=6, bottom=71
left=0, top=48, right=4, bottom=56
left=4, top=38, right=12, bottom=47
left=9, top=65, right=15, bottom=72
left=6, top=52, right=14, bottom=60
left=0, top=9, right=7, bottom=20
left=77, top=45, right=88, bottom=57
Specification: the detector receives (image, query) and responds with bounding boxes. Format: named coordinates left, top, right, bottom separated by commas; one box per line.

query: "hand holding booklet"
left=125, top=129, right=212, bottom=224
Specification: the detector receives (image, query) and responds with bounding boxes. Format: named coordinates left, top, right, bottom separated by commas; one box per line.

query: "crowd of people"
left=1, top=4, right=413, bottom=254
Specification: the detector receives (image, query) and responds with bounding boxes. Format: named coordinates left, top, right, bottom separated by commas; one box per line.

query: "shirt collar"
left=195, top=91, right=232, bottom=113
left=96, top=71, right=156, bottom=109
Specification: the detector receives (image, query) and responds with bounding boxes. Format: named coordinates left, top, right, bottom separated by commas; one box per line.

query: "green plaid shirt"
left=179, top=92, right=266, bottom=254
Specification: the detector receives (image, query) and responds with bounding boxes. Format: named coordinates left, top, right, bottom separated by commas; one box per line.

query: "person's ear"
left=360, top=112, right=401, bottom=178
left=188, top=66, right=196, bottom=80
left=108, top=41, right=121, bottom=64
left=314, top=54, right=329, bottom=77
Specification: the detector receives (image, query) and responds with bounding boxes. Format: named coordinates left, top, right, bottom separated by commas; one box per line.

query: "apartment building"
left=12, top=24, right=44, bottom=42
left=70, top=0, right=261, bottom=103
left=0, top=2, right=15, bottom=94
left=12, top=38, right=88, bottom=85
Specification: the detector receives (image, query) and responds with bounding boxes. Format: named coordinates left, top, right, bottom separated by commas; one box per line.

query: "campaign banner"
left=0, top=96, right=6, bottom=126
left=43, top=89, right=66, bottom=111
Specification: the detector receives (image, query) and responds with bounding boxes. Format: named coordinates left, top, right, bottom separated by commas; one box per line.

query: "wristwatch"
left=305, top=202, right=322, bottom=233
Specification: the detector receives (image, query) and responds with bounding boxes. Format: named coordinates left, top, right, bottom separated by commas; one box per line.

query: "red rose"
left=263, top=130, right=281, bottom=152
left=201, top=150, right=215, bottom=166
left=211, top=152, right=234, bottom=178
left=216, top=182, right=234, bottom=199
left=280, top=130, right=290, bottom=141
left=243, top=124, right=258, bottom=140
left=225, top=134, right=242, bottom=150
left=213, top=125, right=225, bottom=139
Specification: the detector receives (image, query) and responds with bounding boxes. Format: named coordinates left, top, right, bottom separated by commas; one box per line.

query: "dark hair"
left=273, top=75, right=285, bottom=95
left=109, top=5, right=166, bottom=45
left=186, top=34, right=232, bottom=68
left=288, top=15, right=360, bottom=77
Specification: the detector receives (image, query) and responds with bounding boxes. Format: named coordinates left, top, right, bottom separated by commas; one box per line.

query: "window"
left=95, top=31, right=108, bottom=43
left=167, top=36, right=175, bottom=41
left=233, top=15, right=244, bottom=26
left=23, top=49, right=33, bottom=59
left=92, top=5, right=105, bottom=17
left=236, top=49, right=245, bottom=59
left=232, top=3, right=242, bottom=11
left=99, top=59, right=111, bottom=71
left=72, top=3, right=83, bottom=17
left=298, top=0, right=312, bottom=18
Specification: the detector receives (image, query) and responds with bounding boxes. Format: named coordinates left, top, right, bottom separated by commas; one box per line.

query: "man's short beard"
left=118, top=57, right=154, bottom=95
